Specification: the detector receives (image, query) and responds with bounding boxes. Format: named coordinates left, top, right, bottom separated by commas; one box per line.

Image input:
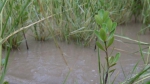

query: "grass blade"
left=63, top=70, right=71, bottom=84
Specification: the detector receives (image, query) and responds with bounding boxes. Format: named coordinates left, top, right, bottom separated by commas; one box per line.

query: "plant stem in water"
left=23, top=30, right=29, bottom=50
left=104, top=41, right=109, bottom=84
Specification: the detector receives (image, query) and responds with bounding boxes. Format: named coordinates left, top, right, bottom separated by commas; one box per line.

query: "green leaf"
left=110, top=28, right=115, bottom=35
left=99, top=28, right=107, bottom=41
left=101, top=23, right=107, bottom=32
left=95, top=15, right=102, bottom=25
left=98, top=9, right=104, bottom=19
left=108, top=22, right=117, bottom=36
left=107, top=18, right=112, bottom=31
left=109, top=56, right=114, bottom=65
left=107, top=28, right=115, bottom=40
left=113, top=53, right=120, bottom=63
left=96, top=41, right=105, bottom=51
left=98, top=9, right=105, bottom=23
left=112, top=22, right=117, bottom=30
left=107, top=34, right=113, bottom=41
left=109, top=69, right=116, bottom=73
left=103, top=11, right=109, bottom=22
left=109, top=63, right=116, bottom=67
left=94, top=30, right=102, bottom=41
left=107, top=36, right=114, bottom=48
left=0, top=0, right=7, bottom=13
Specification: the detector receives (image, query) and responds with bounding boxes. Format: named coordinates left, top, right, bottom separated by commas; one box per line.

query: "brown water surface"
left=4, top=23, right=150, bottom=84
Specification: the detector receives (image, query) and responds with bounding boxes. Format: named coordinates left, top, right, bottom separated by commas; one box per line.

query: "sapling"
left=94, top=9, right=120, bottom=84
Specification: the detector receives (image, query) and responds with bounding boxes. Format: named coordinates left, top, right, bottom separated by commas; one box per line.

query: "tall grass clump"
left=45, top=0, right=150, bottom=43
left=140, top=0, right=150, bottom=34
left=49, top=0, right=99, bottom=45
left=0, top=0, right=32, bottom=83
left=7, top=0, right=145, bottom=46
left=2, top=0, right=30, bottom=49
left=56, top=0, right=134, bottom=44
left=131, top=0, right=143, bottom=22
left=29, top=0, right=51, bottom=41
left=0, top=0, right=12, bottom=83
left=48, top=0, right=140, bottom=45
left=29, top=0, right=134, bottom=45
left=99, top=0, right=134, bottom=24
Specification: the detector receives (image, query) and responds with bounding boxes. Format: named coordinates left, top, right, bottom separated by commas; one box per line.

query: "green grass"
left=1, top=0, right=150, bottom=48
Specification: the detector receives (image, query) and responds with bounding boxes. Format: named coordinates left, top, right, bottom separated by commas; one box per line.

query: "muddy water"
left=4, top=23, right=150, bottom=84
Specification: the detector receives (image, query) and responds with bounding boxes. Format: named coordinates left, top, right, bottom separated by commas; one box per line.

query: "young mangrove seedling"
left=94, top=9, right=120, bottom=84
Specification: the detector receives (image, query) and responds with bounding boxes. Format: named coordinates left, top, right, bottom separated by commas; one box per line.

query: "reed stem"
left=0, top=39, right=1, bottom=70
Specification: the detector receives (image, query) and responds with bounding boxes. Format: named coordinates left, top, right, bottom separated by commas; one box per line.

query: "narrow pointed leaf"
left=109, top=69, right=116, bottom=73
left=110, top=28, right=115, bottom=35
left=128, top=66, right=150, bottom=84
left=109, top=56, right=114, bottom=65
left=113, top=53, right=120, bottom=63
left=109, top=63, right=116, bottom=67
left=112, top=22, right=117, bottom=30
left=94, top=30, right=102, bottom=41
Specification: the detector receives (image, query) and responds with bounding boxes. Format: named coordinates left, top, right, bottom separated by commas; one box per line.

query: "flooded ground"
left=4, top=23, right=150, bottom=84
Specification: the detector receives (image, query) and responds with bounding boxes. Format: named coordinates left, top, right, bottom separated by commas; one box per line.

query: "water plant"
left=0, top=0, right=12, bottom=83
left=131, top=0, right=143, bottom=22
left=94, top=9, right=120, bottom=84
left=29, top=0, right=51, bottom=41
left=95, top=9, right=150, bottom=84
left=0, top=0, right=31, bottom=83
left=2, top=0, right=30, bottom=49
left=140, top=0, right=150, bottom=34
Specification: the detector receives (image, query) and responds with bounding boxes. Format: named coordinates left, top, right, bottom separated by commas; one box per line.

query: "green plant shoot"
left=94, top=9, right=120, bottom=84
